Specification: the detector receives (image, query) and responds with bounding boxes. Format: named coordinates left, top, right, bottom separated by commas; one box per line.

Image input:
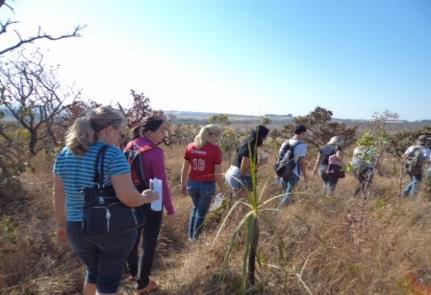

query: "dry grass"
left=1, top=145, right=431, bottom=294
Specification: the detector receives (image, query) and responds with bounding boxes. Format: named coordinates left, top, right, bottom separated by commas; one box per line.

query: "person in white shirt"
left=422, top=137, right=431, bottom=195
left=401, top=135, right=427, bottom=197
left=278, top=124, right=308, bottom=208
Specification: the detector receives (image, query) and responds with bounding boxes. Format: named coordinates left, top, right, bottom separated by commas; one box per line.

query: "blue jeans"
left=279, top=174, right=299, bottom=207
left=403, top=173, right=422, bottom=197
left=187, top=180, right=216, bottom=240
left=67, top=222, right=137, bottom=293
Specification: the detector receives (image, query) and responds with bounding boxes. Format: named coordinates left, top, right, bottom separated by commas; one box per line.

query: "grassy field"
left=1, top=143, right=431, bottom=294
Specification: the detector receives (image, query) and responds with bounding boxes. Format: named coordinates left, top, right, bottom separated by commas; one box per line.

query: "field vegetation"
left=1, top=105, right=431, bottom=294
left=1, top=2, right=431, bottom=293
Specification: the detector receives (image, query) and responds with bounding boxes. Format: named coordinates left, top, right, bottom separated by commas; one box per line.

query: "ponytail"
left=65, top=106, right=124, bottom=155
left=194, top=124, right=221, bottom=149
left=65, top=116, right=96, bottom=155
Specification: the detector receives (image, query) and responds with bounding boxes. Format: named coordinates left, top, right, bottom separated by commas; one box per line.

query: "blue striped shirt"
left=53, top=142, right=130, bottom=221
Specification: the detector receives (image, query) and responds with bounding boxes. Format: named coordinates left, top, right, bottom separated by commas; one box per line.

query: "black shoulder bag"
left=81, top=145, right=146, bottom=236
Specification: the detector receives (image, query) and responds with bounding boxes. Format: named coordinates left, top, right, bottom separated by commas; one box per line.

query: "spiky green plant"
left=213, top=139, right=285, bottom=293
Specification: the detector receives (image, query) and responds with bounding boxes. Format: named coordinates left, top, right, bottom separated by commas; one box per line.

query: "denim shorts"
left=67, top=222, right=137, bottom=293
left=225, top=165, right=252, bottom=191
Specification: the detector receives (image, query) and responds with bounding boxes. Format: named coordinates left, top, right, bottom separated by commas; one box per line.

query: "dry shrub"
left=2, top=142, right=431, bottom=294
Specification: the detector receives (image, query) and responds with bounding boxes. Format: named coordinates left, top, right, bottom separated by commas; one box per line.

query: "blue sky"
left=2, top=0, right=430, bottom=120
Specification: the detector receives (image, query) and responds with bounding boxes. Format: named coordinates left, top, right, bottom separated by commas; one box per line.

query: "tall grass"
left=2, top=142, right=431, bottom=294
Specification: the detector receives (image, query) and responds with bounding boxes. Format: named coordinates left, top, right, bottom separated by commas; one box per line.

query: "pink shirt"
left=125, top=137, right=175, bottom=215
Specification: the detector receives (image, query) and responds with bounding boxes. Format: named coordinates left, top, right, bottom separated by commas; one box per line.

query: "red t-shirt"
left=184, top=142, right=222, bottom=182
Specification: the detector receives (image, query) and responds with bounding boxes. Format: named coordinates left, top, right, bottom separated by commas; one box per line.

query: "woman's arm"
left=53, top=175, right=66, bottom=227
left=214, top=164, right=226, bottom=193
left=312, top=153, right=321, bottom=174
left=336, top=150, right=343, bottom=161
left=53, top=175, right=67, bottom=244
left=299, top=157, right=308, bottom=181
left=240, top=156, right=251, bottom=176
left=180, top=159, right=190, bottom=195
left=111, top=173, right=158, bottom=207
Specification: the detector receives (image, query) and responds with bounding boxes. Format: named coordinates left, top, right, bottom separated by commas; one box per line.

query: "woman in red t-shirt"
left=181, top=124, right=226, bottom=241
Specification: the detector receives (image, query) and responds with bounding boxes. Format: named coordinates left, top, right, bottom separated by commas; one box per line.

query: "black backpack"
left=124, top=143, right=154, bottom=192
left=405, top=146, right=425, bottom=176
left=274, top=141, right=302, bottom=179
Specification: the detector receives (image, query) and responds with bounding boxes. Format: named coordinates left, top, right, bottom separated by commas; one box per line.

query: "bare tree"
left=117, top=89, right=152, bottom=128
left=0, top=1, right=84, bottom=56
left=0, top=50, right=80, bottom=155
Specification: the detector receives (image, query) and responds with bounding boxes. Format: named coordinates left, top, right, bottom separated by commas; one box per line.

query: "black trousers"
left=127, top=204, right=163, bottom=289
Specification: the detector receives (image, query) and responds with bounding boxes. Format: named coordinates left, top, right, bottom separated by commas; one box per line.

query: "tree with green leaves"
left=291, top=106, right=357, bottom=148
left=208, top=113, right=231, bottom=126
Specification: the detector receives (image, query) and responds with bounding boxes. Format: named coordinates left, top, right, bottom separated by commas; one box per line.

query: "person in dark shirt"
left=312, top=136, right=344, bottom=194
left=225, top=125, right=269, bottom=194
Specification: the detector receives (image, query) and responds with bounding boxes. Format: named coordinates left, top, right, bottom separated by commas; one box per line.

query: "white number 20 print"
left=192, top=159, right=206, bottom=171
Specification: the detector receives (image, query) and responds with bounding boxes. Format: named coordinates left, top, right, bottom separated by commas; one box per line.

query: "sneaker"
left=136, top=279, right=159, bottom=294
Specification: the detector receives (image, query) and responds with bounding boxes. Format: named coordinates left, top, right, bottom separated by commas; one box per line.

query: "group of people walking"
left=53, top=106, right=431, bottom=294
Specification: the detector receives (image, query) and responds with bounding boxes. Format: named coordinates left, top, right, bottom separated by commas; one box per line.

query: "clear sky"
left=2, top=0, right=430, bottom=120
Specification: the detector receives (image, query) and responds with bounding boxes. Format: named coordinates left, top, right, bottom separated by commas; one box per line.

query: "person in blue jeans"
left=53, top=106, right=157, bottom=295
left=181, top=125, right=226, bottom=240
left=312, top=136, right=344, bottom=194
left=402, top=135, right=427, bottom=197
left=279, top=125, right=308, bottom=208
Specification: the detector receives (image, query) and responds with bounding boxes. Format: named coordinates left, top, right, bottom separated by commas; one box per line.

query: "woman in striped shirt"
left=53, top=106, right=157, bottom=295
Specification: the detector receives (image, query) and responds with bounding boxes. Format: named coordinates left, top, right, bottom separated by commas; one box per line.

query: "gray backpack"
left=405, top=146, right=425, bottom=176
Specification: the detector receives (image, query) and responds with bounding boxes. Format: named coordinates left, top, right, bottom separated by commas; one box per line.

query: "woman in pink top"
left=181, top=124, right=226, bottom=241
left=125, top=114, right=174, bottom=294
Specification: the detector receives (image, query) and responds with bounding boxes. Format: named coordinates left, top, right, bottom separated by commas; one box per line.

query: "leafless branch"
left=0, top=24, right=85, bottom=56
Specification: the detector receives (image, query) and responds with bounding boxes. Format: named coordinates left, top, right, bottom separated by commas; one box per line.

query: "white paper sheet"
left=209, top=193, right=224, bottom=211
left=149, top=178, right=163, bottom=212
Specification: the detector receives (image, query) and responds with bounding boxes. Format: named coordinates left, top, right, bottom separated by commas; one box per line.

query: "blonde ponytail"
left=66, top=106, right=124, bottom=155
left=194, top=124, right=221, bottom=149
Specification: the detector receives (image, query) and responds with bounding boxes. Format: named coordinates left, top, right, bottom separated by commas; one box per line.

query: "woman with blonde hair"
left=181, top=124, right=226, bottom=241
left=312, top=136, right=345, bottom=194
left=53, top=106, right=158, bottom=295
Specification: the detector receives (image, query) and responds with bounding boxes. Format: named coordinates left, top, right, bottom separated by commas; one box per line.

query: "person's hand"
left=180, top=185, right=187, bottom=196
left=141, top=189, right=159, bottom=204
left=56, top=225, right=67, bottom=245
left=165, top=213, right=176, bottom=225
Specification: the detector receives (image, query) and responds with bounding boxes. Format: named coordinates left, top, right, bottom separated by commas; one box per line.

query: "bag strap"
left=93, top=145, right=110, bottom=188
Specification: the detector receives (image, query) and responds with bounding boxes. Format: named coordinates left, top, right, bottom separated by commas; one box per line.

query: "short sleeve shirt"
left=53, top=143, right=130, bottom=221
left=319, top=144, right=337, bottom=168
left=234, top=142, right=258, bottom=169
left=287, top=138, right=308, bottom=177
left=184, top=142, right=222, bottom=182
left=352, top=146, right=379, bottom=168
